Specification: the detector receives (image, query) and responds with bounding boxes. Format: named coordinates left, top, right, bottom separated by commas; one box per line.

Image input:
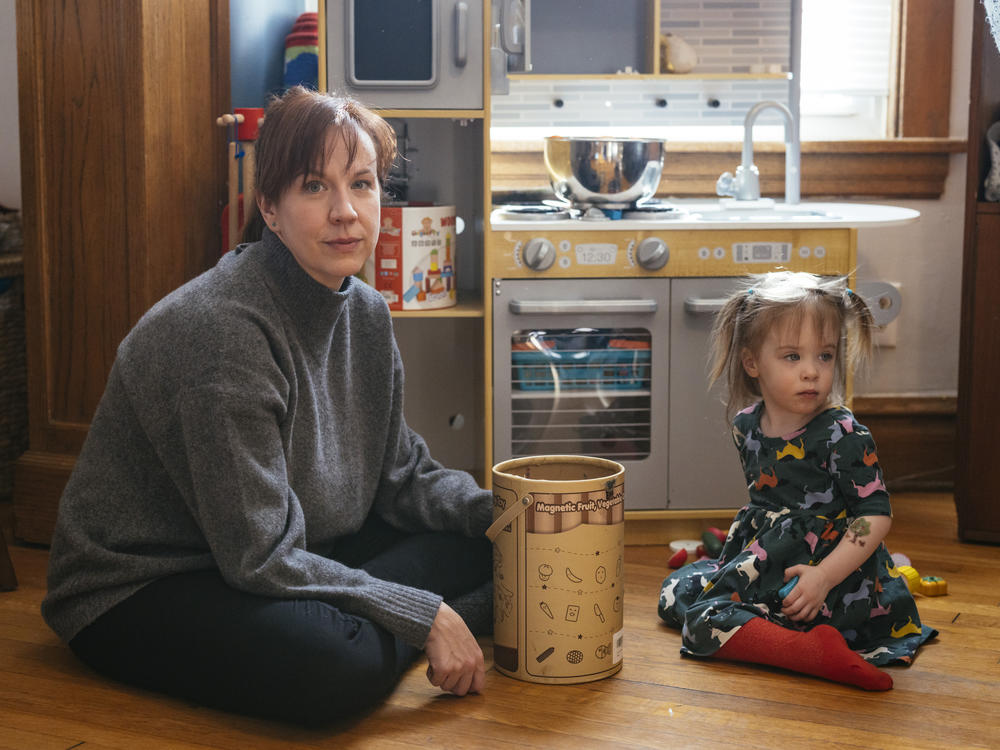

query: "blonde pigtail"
left=843, top=288, right=876, bottom=377
left=708, top=294, right=742, bottom=388
left=709, top=290, right=762, bottom=420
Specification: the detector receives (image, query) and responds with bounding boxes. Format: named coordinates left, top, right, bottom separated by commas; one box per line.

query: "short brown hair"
left=253, top=86, right=397, bottom=205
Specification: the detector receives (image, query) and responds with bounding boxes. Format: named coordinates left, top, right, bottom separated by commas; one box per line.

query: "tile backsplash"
left=660, top=0, right=791, bottom=74
left=490, top=0, right=793, bottom=139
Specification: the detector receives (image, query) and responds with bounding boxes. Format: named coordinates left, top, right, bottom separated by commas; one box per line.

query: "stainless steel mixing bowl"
left=543, top=136, right=666, bottom=207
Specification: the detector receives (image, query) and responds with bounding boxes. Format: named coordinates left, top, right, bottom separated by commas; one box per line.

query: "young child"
left=657, top=271, right=936, bottom=690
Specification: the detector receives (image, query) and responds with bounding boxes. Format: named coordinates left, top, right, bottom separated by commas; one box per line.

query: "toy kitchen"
left=487, top=131, right=917, bottom=513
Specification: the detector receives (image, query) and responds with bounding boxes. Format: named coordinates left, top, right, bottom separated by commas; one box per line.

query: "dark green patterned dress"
left=658, top=403, right=936, bottom=665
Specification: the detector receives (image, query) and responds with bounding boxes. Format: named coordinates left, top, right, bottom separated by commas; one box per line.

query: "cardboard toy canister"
left=487, top=455, right=625, bottom=684
left=365, top=203, right=457, bottom=311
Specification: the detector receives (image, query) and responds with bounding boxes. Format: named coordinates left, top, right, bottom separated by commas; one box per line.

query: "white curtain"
left=987, top=0, right=1000, bottom=53
left=800, top=0, right=893, bottom=97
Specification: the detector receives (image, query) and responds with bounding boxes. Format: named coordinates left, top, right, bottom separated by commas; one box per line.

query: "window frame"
left=893, top=0, right=955, bottom=138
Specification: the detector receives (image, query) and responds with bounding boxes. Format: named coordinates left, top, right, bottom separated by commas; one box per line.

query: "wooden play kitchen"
left=487, top=135, right=915, bottom=520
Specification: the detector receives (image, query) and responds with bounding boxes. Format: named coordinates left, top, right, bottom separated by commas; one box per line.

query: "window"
left=799, top=0, right=895, bottom=139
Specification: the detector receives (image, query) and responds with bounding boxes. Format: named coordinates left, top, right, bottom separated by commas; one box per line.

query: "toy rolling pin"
left=215, top=108, right=265, bottom=252
left=215, top=112, right=245, bottom=250
left=234, top=108, right=264, bottom=234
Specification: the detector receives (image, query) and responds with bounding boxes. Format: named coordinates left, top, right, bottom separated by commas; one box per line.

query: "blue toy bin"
left=512, top=347, right=650, bottom=391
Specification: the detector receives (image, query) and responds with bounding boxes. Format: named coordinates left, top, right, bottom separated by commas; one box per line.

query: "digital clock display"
left=734, top=242, right=792, bottom=263
left=575, top=243, right=618, bottom=265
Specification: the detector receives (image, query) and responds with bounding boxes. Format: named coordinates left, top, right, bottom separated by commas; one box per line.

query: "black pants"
left=69, top=518, right=493, bottom=726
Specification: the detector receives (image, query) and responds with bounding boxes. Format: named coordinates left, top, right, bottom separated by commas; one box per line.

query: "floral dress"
left=658, top=403, right=937, bottom=665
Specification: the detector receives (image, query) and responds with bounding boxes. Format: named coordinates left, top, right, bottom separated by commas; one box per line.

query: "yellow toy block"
left=896, top=565, right=948, bottom=596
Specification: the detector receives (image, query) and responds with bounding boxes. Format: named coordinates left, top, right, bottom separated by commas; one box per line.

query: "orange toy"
left=897, top=565, right=948, bottom=596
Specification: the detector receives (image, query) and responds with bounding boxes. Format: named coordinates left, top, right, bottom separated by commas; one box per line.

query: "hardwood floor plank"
left=0, top=724, right=75, bottom=750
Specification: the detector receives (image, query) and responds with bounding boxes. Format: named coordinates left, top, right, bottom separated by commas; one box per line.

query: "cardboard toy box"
left=361, top=203, right=457, bottom=311
left=488, top=456, right=626, bottom=684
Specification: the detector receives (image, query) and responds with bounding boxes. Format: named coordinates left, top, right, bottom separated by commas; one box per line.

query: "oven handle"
left=509, top=299, right=658, bottom=315
left=684, top=297, right=729, bottom=315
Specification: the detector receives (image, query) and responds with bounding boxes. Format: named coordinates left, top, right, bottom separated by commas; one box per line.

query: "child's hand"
left=780, top=565, right=833, bottom=622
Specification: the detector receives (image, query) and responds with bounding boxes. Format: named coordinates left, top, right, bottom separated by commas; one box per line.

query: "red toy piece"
left=667, top=548, right=688, bottom=568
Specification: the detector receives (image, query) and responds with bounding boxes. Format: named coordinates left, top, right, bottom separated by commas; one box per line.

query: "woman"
left=42, top=87, right=493, bottom=726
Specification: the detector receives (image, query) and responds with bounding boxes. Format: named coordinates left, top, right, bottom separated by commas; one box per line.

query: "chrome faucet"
left=716, top=101, right=801, bottom=205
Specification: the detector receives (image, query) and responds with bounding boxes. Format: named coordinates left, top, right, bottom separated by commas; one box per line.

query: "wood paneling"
left=852, top=395, right=956, bottom=493
left=2, top=493, right=998, bottom=748
left=13, top=0, right=230, bottom=543
left=11, top=451, right=73, bottom=545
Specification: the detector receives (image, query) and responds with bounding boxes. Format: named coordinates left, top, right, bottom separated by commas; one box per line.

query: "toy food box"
left=487, top=455, right=626, bottom=684
left=362, top=203, right=457, bottom=311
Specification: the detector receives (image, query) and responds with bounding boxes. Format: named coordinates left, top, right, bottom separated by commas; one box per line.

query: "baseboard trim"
left=851, top=395, right=956, bottom=492
left=624, top=511, right=736, bottom=547
left=852, top=394, right=957, bottom=416
left=12, top=450, right=74, bottom=545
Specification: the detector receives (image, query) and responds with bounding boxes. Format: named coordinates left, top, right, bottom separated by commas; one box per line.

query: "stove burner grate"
left=494, top=199, right=690, bottom=222
left=495, top=203, right=571, bottom=221
left=622, top=200, right=689, bottom=220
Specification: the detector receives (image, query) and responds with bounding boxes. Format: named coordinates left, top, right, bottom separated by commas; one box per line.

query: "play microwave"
left=325, top=0, right=484, bottom=109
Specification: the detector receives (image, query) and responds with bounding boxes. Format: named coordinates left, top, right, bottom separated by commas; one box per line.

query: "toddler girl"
left=657, top=271, right=936, bottom=690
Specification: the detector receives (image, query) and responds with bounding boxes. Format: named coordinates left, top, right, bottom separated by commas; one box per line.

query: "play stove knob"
left=523, top=238, right=556, bottom=271
left=636, top=237, right=669, bottom=270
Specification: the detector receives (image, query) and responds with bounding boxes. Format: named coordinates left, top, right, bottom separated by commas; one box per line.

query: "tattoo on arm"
left=845, top=517, right=872, bottom=547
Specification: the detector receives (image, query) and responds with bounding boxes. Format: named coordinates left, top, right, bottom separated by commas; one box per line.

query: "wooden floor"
left=2, top=493, right=999, bottom=749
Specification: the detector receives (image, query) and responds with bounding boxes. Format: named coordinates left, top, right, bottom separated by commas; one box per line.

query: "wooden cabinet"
left=12, top=0, right=230, bottom=543
left=498, top=0, right=659, bottom=76
left=495, top=0, right=790, bottom=82
left=955, top=2, right=1000, bottom=543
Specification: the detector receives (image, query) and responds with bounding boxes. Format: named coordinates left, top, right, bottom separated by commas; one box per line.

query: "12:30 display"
left=575, top=244, right=618, bottom=265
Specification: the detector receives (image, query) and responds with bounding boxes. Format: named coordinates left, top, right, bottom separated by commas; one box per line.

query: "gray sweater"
left=42, top=229, right=492, bottom=648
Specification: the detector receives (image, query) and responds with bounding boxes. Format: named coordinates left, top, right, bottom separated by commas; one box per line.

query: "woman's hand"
left=423, top=602, right=486, bottom=696
left=779, top=565, right=833, bottom=622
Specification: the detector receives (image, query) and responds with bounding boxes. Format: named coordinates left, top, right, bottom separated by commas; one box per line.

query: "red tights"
left=714, top=618, right=892, bottom=691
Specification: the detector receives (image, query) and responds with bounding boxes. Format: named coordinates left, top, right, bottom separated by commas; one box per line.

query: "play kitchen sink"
left=487, top=129, right=918, bottom=512
left=679, top=200, right=919, bottom=228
